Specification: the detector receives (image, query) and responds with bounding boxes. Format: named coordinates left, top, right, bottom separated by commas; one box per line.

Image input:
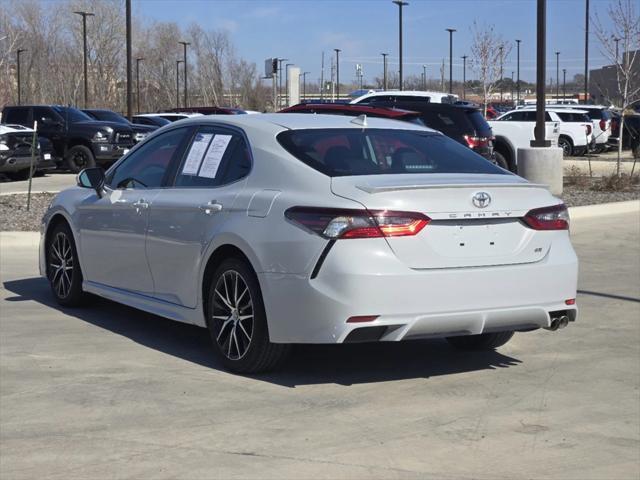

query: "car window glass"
left=5, top=108, right=30, bottom=125
left=33, top=107, right=60, bottom=125
left=174, top=128, right=251, bottom=187
left=108, top=127, right=189, bottom=189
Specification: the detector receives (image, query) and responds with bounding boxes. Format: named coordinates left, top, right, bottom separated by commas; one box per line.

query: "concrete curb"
left=0, top=231, right=40, bottom=247
left=0, top=190, right=60, bottom=196
left=569, top=199, right=640, bottom=220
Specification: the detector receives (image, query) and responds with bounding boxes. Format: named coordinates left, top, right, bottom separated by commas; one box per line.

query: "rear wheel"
left=46, top=222, right=86, bottom=306
left=446, top=331, right=514, bottom=351
left=558, top=137, right=573, bottom=157
left=493, top=151, right=509, bottom=170
left=65, top=145, right=96, bottom=173
left=206, top=258, right=290, bottom=373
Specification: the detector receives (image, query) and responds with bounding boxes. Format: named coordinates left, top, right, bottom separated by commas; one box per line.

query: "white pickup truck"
left=488, top=115, right=560, bottom=172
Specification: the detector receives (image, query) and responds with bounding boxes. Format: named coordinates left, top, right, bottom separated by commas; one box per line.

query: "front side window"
left=4, top=108, right=30, bottom=125
left=52, top=106, right=93, bottom=123
left=34, top=107, right=62, bottom=125
left=174, top=127, right=251, bottom=187
left=108, top=127, right=189, bottom=189
left=278, top=128, right=507, bottom=177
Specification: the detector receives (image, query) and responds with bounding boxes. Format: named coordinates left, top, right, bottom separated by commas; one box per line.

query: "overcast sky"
left=135, top=0, right=618, bottom=84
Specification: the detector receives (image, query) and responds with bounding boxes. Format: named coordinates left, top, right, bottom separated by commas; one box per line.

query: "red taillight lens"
left=565, top=299, right=576, bottom=305
left=599, top=119, right=606, bottom=131
left=464, top=135, right=492, bottom=149
left=347, top=315, right=379, bottom=323
left=522, top=204, right=570, bottom=230
left=285, top=207, right=430, bottom=239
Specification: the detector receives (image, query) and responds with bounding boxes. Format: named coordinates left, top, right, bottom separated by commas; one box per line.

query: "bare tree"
left=469, top=22, right=511, bottom=115
left=593, top=0, right=640, bottom=175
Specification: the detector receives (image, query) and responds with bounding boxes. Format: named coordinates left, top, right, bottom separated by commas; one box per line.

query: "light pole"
left=562, top=68, right=566, bottom=100
left=136, top=57, right=143, bottom=114
left=516, top=39, right=521, bottom=105
left=532, top=0, right=549, bottom=148
left=176, top=59, right=183, bottom=109
left=613, top=36, right=620, bottom=63
left=178, top=41, right=190, bottom=108
left=555, top=51, right=560, bottom=101
left=334, top=49, right=341, bottom=100
left=499, top=45, right=504, bottom=102
left=125, top=0, right=132, bottom=120
left=277, top=58, right=288, bottom=107
left=74, top=10, right=94, bottom=109
left=381, top=53, right=389, bottom=90
left=422, top=64, right=427, bottom=90
left=461, top=55, right=467, bottom=99
left=446, top=28, right=456, bottom=94
left=301, top=71, right=309, bottom=100
left=584, top=0, right=589, bottom=104
left=16, top=48, right=26, bottom=105
left=511, top=71, right=515, bottom=104
left=285, top=62, right=294, bottom=105
left=392, top=1, right=408, bottom=90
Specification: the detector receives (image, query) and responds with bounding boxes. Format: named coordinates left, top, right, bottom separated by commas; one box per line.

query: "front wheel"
left=46, top=222, right=86, bottom=306
left=65, top=145, right=96, bottom=173
left=206, top=258, right=290, bottom=373
left=446, top=331, right=514, bottom=351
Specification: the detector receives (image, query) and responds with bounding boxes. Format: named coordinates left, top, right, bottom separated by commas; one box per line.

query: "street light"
left=176, top=59, right=183, bottom=109
left=555, top=51, right=560, bottom=100
left=301, top=71, right=310, bottom=100
left=74, top=10, right=94, bottom=108
left=562, top=68, right=567, bottom=101
left=422, top=64, right=427, bottom=90
left=613, top=36, right=620, bottom=63
left=446, top=28, right=456, bottom=94
left=136, top=57, right=144, bottom=114
left=178, top=41, right=190, bottom=108
left=392, top=1, right=408, bottom=90
left=461, top=55, right=468, bottom=100
left=381, top=53, right=389, bottom=90
left=16, top=48, right=26, bottom=105
left=334, top=49, right=341, bottom=100
left=516, top=39, right=521, bottom=105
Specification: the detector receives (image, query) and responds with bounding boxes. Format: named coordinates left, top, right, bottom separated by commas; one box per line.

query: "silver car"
left=40, top=114, right=578, bottom=373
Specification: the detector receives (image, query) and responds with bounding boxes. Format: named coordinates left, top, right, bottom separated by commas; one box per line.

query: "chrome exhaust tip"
left=545, top=315, right=570, bottom=331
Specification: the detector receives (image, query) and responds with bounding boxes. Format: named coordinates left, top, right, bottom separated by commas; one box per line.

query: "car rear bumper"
left=259, top=235, right=578, bottom=344
left=0, top=154, right=39, bottom=172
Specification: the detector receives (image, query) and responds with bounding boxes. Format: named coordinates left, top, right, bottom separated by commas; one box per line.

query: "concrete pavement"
left=1, top=213, right=639, bottom=479
left=0, top=173, right=76, bottom=195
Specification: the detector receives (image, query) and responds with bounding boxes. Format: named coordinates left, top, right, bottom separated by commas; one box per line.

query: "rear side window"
left=465, top=110, right=492, bottom=135
left=278, top=129, right=506, bottom=177
left=3, top=107, right=30, bottom=126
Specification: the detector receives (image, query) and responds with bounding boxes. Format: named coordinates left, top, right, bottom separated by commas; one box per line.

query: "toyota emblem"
left=472, top=192, right=491, bottom=208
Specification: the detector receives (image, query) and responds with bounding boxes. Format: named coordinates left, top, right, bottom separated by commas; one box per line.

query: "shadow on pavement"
left=3, top=277, right=522, bottom=388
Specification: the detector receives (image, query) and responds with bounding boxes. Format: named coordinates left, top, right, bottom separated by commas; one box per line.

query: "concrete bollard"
left=516, top=147, right=564, bottom=195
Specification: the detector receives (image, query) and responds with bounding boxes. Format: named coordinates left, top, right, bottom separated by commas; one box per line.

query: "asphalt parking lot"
left=1, top=212, right=639, bottom=479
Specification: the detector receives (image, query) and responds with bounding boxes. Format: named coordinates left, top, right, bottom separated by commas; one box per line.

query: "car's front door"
left=76, top=127, right=192, bottom=295
left=145, top=125, right=252, bottom=308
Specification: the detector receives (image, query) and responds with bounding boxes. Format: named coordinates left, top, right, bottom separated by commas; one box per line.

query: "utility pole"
left=381, top=53, right=389, bottom=90
left=555, top=51, right=560, bottom=101
left=532, top=0, right=550, bottom=147
left=393, top=1, right=408, bottom=90
left=562, top=68, right=566, bottom=101
left=499, top=45, right=504, bottom=102
left=285, top=62, right=294, bottom=106
left=334, top=49, right=341, bottom=100
left=179, top=41, right=190, bottom=108
left=511, top=71, right=515, bottom=104
left=301, top=71, right=309, bottom=100
left=446, top=28, right=456, bottom=94
left=440, top=58, right=445, bottom=91
left=516, top=39, right=521, bottom=105
left=16, top=48, right=26, bottom=105
left=176, top=59, right=183, bottom=109
left=74, top=10, right=94, bottom=109
left=277, top=58, right=288, bottom=108
left=136, top=57, right=144, bottom=114
left=613, top=37, right=619, bottom=64
left=461, top=55, right=467, bottom=99
left=422, top=65, right=427, bottom=90
left=125, top=0, right=131, bottom=119
left=584, top=0, right=589, bottom=104
left=320, top=52, right=325, bottom=101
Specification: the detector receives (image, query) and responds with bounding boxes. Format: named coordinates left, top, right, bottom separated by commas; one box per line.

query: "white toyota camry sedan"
left=40, top=113, right=578, bottom=373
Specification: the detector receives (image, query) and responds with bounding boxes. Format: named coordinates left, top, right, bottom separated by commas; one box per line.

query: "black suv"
left=351, top=98, right=497, bottom=166
left=82, top=109, right=157, bottom=143
left=1, top=105, right=135, bottom=172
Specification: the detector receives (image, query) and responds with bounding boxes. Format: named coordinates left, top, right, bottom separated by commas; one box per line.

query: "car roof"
left=521, top=107, right=588, bottom=114
left=279, top=103, right=421, bottom=117
left=172, top=112, right=436, bottom=134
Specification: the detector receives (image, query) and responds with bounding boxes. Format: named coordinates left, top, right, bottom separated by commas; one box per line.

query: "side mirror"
left=77, top=167, right=105, bottom=197
left=41, top=117, right=62, bottom=129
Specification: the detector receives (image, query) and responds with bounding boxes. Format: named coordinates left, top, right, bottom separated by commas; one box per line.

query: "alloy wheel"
left=211, top=270, right=254, bottom=360
left=73, top=151, right=88, bottom=168
left=49, top=232, right=74, bottom=299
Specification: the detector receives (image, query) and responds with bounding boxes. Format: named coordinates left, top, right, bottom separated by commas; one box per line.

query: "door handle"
left=199, top=201, right=223, bottom=215
left=133, top=199, right=149, bottom=209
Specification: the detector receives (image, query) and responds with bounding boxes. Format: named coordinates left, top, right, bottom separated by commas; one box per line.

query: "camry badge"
left=472, top=192, right=491, bottom=209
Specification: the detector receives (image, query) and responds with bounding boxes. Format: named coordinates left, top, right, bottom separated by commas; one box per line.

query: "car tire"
left=65, top=145, right=96, bottom=173
left=493, top=151, right=509, bottom=170
left=558, top=137, right=573, bottom=157
left=46, top=222, right=86, bottom=307
left=446, top=331, right=515, bottom=351
left=206, top=258, right=290, bottom=373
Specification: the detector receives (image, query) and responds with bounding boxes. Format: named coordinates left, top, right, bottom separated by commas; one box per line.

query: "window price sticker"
left=182, top=133, right=213, bottom=176
left=198, top=134, right=232, bottom=179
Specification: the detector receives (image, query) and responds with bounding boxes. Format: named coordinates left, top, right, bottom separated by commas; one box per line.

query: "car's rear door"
left=77, top=126, right=192, bottom=295
left=145, top=125, right=252, bottom=308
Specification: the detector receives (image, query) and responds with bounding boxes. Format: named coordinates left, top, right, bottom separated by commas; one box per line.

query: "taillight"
left=522, top=204, right=569, bottom=231
left=599, top=119, right=606, bottom=131
left=285, top=207, right=430, bottom=239
left=464, top=135, right=492, bottom=149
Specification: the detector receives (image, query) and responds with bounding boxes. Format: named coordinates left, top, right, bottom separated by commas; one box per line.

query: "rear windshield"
left=557, top=112, right=590, bottom=122
left=466, top=110, right=492, bottom=134
left=277, top=129, right=506, bottom=177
